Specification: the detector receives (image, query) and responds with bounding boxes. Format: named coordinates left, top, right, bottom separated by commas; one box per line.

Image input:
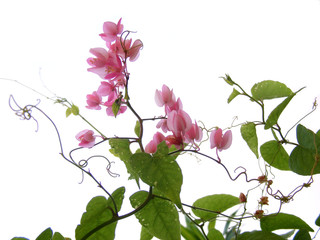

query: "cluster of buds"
left=86, top=18, right=143, bottom=116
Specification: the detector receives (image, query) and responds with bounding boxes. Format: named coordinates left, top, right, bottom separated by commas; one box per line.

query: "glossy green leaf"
left=35, top=228, right=53, bottom=240
left=52, top=232, right=65, bottom=240
left=109, top=139, right=139, bottom=186
left=260, top=213, right=313, bottom=232
left=260, top=140, right=290, bottom=170
left=251, top=80, right=293, bottom=101
left=134, top=120, right=141, bottom=137
left=238, top=231, right=285, bottom=240
left=140, top=226, right=154, bottom=240
left=130, top=191, right=180, bottom=240
left=130, top=144, right=182, bottom=207
left=192, top=194, right=239, bottom=221
left=289, top=145, right=320, bottom=175
left=227, top=88, right=241, bottom=103
left=264, top=93, right=295, bottom=129
left=240, top=122, right=259, bottom=158
left=75, top=187, right=125, bottom=240
left=11, top=238, right=29, bottom=240
left=315, top=214, right=320, bottom=226
left=207, top=229, right=224, bottom=240
left=293, top=229, right=311, bottom=240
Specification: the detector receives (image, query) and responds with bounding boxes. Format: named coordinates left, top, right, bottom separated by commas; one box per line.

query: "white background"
left=1, top=0, right=320, bottom=239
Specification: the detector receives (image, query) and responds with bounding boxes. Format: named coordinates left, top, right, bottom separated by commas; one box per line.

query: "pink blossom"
left=97, top=81, right=115, bottom=96
left=127, top=39, right=143, bottom=61
left=145, top=132, right=166, bottom=154
left=165, top=97, right=183, bottom=114
left=87, top=48, right=125, bottom=82
left=210, top=128, right=232, bottom=162
left=167, top=109, right=192, bottom=136
left=86, top=91, right=102, bottom=110
left=156, top=119, right=169, bottom=133
left=155, top=85, right=176, bottom=107
left=87, top=48, right=110, bottom=79
left=100, top=18, right=123, bottom=43
left=210, top=128, right=232, bottom=151
left=76, top=129, right=96, bottom=148
left=184, top=121, right=203, bottom=145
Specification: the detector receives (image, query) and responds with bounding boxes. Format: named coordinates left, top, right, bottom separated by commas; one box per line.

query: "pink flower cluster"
left=86, top=18, right=143, bottom=116
left=146, top=85, right=232, bottom=161
left=145, top=85, right=203, bottom=153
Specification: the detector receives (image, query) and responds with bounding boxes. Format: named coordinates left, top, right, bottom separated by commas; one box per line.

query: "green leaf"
left=240, top=122, right=259, bottom=158
left=52, top=232, right=65, bottom=240
left=134, top=120, right=141, bottom=137
left=279, top=229, right=295, bottom=239
left=260, top=140, right=290, bottom=170
left=109, top=139, right=139, bottom=186
left=260, top=213, right=313, bottom=232
left=75, top=187, right=125, bottom=240
left=221, top=74, right=234, bottom=86
left=289, top=145, right=320, bottom=175
left=251, top=80, right=293, bottom=101
left=35, top=228, right=53, bottom=240
left=293, top=229, right=311, bottom=240
left=296, top=124, right=320, bottom=152
left=289, top=124, right=320, bottom=175
left=315, top=214, right=320, bottom=226
left=207, top=229, right=224, bottom=240
left=181, top=225, right=198, bottom=240
left=183, top=216, right=206, bottom=240
left=71, top=104, right=80, bottom=115
left=192, top=194, right=240, bottom=221
left=112, top=101, right=120, bottom=117
left=140, top=226, right=154, bottom=240
left=238, top=231, right=285, bottom=240
left=227, top=88, right=241, bottom=103
left=66, top=108, right=72, bottom=117
left=130, top=146, right=183, bottom=208
left=130, top=191, right=180, bottom=240
left=11, top=238, right=29, bottom=240
left=264, top=93, right=295, bottom=129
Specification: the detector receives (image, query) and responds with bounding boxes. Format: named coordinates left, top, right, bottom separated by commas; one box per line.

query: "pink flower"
left=87, top=48, right=125, bottom=82
left=127, top=39, right=143, bottom=61
left=145, top=132, right=166, bottom=154
left=87, top=48, right=110, bottom=79
left=86, top=91, right=102, bottom=110
left=155, top=85, right=176, bottom=107
left=210, top=128, right=232, bottom=151
left=210, top=128, right=232, bottom=162
left=100, top=18, right=123, bottom=43
left=156, top=119, right=169, bottom=133
left=76, top=129, right=96, bottom=148
left=97, top=81, right=115, bottom=96
left=165, top=97, right=183, bottom=115
left=184, top=121, right=203, bottom=146
left=167, top=109, right=192, bottom=136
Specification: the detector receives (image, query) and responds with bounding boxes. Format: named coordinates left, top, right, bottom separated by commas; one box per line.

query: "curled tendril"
left=9, top=95, right=40, bottom=131
left=78, top=155, right=120, bottom=178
